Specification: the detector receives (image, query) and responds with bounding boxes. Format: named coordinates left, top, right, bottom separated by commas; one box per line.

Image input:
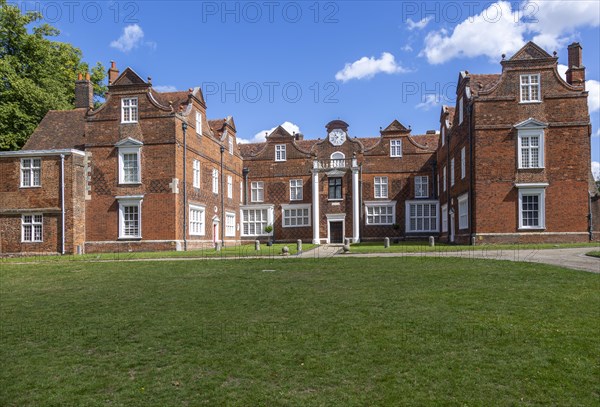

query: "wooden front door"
left=330, top=221, right=344, bottom=244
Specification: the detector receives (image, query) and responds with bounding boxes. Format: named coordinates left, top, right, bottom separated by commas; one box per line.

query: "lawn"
left=587, top=251, right=600, bottom=258
left=0, top=243, right=315, bottom=263
left=349, top=240, right=600, bottom=254
left=1, top=257, right=598, bottom=406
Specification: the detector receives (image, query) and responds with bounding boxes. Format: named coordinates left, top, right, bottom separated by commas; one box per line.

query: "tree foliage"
left=0, top=0, right=106, bottom=150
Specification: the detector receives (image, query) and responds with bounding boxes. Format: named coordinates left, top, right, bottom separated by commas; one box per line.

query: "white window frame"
left=365, top=201, right=396, bottom=225
left=21, top=214, right=43, bottom=242
left=212, top=169, right=219, bottom=194
left=517, top=185, right=547, bottom=230
left=415, top=176, right=429, bottom=198
left=405, top=200, right=439, bottom=233
left=227, top=175, right=232, bottom=199
left=196, top=111, right=202, bottom=135
left=117, top=196, right=143, bottom=239
left=121, top=97, right=138, bottom=123
left=461, top=147, right=466, bottom=179
left=458, top=97, right=463, bottom=125
left=450, top=158, right=455, bottom=187
left=20, top=158, right=41, bottom=188
left=390, top=139, right=402, bottom=157
left=251, top=181, right=264, bottom=202
left=282, top=204, right=311, bottom=228
left=374, top=176, right=388, bottom=199
left=240, top=205, right=273, bottom=236
left=290, top=179, right=303, bottom=201
left=240, top=181, right=243, bottom=203
left=458, top=193, right=468, bottom=230
left=225, top=211, right=236, bottom=237
left=518, top=129, right=544, bottom=169
left=441, top=204, right=448, bottom=233
left=520, top=74, right=541, bottom=103
left=189, top=204, right=206, bottom=236
left=118, top=147, right=141, bottom=184
left=228, top=136, right=234, bottom=155
left=443, top=166, right=447, bottom=192
left=275, top=144, right=286, bottom=162
left=193, top=159, right=200, bottom=188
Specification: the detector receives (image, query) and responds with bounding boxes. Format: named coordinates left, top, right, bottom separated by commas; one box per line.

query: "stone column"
left=351, top=157, right=360, bottom=243
left=312, top=161, right=320, bottom=244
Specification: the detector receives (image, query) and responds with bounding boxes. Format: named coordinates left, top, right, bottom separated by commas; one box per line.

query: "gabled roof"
left=23, top=108, right=87, bottom=151
left=381, top=120, right=410, bottom=134
left=267, top=125, right=294, bottom=139
left=509, top=41, right=553, bottom=61
left=112, top=67, right=148, bottom=86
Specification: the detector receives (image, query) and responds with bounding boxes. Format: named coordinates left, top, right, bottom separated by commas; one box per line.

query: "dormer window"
left=228, top=136, right=234, bottom=155
left=520, top=74, right=540, bottom=102
left=390, top=139, right=402, bottom=157
left=121, top=97, right=138, bottom=123
left=275, top=144, right=286, bottom=162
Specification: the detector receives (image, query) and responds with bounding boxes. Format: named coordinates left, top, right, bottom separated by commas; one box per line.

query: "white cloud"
left=153, top=85, right=177, bottom=93
left=587, top=79, right=600, bottom=113
left=420, top=0, right=600, bottom=64
left=421, top=2, right=525, bottom=64
left=401, top=44, right=413, bottom=52
left=238, top=121, right=301, bottom=144
left=406, top=16, right=433, bottom=31
left=110, top=24, right=146, bottom=53
left=592, top=161, right=600, bottom=181
left=416, top=94, right=440, bottom=111
left=335, top=52, right=409, bottom=82
left=527, top=0, right=600, bottom=50
left=595, top=129, right=600, bottom=138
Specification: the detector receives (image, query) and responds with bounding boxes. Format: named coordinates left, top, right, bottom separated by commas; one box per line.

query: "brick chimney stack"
left=74, top=72, right=94, bottom=109
left=108, top=61, right=120, bottom=85
left=565, top=42, right=585, bottom=86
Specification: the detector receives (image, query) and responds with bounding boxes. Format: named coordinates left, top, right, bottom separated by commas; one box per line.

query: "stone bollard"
left=471, top=236, right=476, bottom=246
left=255, top=240, right=260, bottom=251
left=384, top=237, right=390, bottom=248
left=344, top=237, right=351, bottom=246
left=215, top=242, right=221, bottom=251
left=297, top=239, right=302, bottom=253
left=343, top=244, right=350, bottom=253
left=429, top=236, right=435, bottom=247
left=282, top=246, right=289, bottom=256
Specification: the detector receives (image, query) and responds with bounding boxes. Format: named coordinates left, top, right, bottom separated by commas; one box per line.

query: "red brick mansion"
left=1, top=42, right=598, bottom=255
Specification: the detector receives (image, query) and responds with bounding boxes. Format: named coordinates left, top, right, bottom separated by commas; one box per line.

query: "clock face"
left=328, top=129, right=346, bottom=146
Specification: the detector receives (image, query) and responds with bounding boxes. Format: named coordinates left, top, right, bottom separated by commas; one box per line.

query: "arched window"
left=330, top=152, right=345, bottom=168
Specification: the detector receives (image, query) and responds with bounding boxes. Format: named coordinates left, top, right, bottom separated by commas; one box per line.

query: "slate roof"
left=23, top=108, right=87, bottom=151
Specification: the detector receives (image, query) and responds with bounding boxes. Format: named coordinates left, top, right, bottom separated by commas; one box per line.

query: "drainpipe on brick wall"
left=220, top=145, right=225, bottom=248
left=242, top=167, right=249, bottom=205
left=60, top=154, right=66, bottom=255
left=446, top=122, right=451, bottom=243
left=468, top=102, right=475, bottom=246
left=589, top=192, right=594, bottom=241
left=182, top=122, right=188, bottom=251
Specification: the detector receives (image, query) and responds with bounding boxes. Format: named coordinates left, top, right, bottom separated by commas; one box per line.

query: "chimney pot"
left=77, top=73, right=83, bottom=81
left=74, top=72, right=94, bottom=109
left=85, top=72, right=90, bottom=81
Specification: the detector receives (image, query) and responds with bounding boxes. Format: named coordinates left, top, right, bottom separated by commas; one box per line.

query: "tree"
left=0, top=0, right=106, bottom=150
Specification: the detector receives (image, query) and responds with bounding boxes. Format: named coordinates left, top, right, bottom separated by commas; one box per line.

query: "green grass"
left=349, top=240, right=600, bottom=254
left=586, top=251, right=600, bottom=258
left=0, top=243, right=315, bottom=263
left=1, top=258, right=598, bottom=406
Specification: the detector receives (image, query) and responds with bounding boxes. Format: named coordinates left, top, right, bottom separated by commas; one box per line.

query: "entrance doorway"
left=329, top=221, right=344, bottom=244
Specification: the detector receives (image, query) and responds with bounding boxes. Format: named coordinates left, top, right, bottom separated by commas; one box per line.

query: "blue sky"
left=15, top=0, right=600, bottom=173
